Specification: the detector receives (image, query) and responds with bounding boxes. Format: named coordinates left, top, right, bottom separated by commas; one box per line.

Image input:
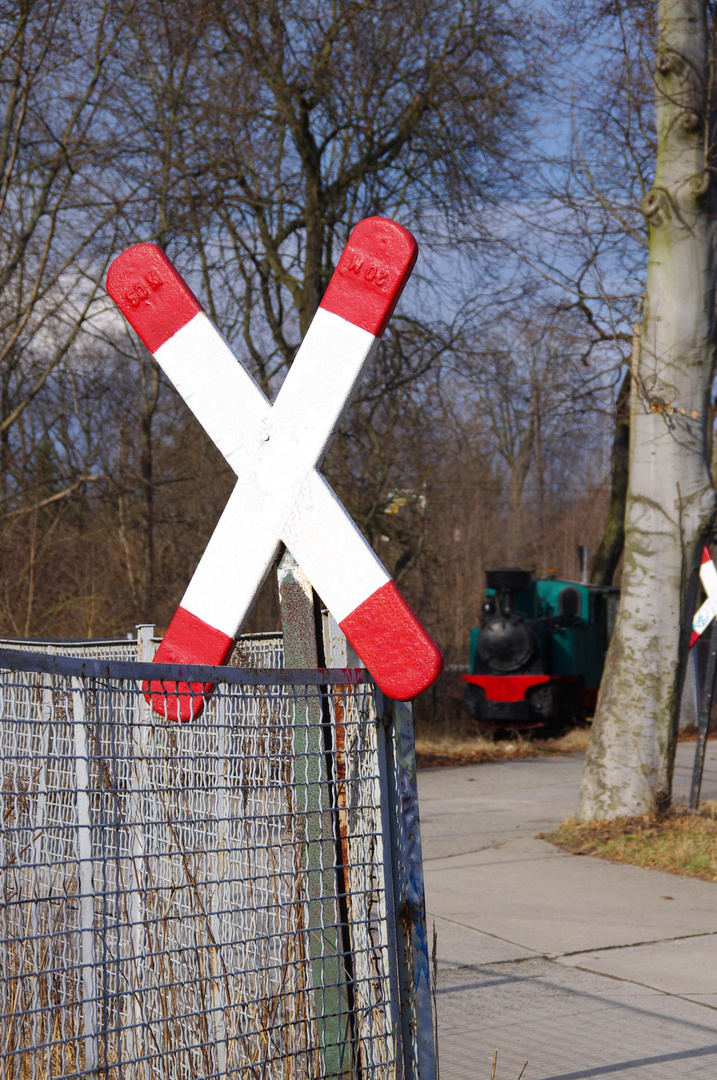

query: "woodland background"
left=0, top=1, right=664, bottom=692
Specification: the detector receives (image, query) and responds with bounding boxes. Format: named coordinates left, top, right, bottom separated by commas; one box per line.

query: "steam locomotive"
left=462, top=568, right=618, bottom=730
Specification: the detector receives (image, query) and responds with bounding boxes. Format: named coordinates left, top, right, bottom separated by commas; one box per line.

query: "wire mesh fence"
left=0, top=640, right=141, bottom=662
left=0, top=649, right=411, bottom=1080
left=229, top=633, right=285, bottom=670
left=0, top=631, right=284, bottom=669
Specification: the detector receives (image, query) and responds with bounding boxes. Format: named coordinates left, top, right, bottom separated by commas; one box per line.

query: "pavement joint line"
left=422, top=841, right=504, bottom=861
left=430, top=916, right=717, bottom=967
left=550, top=929, right=717, bottom=960
left=426, top=851, right=570, bottom=870
left=422, top=843, right=535, bottom=863
left=429, top=916, right=717, bottom=995
left=422, top=775, right=583, bottom=793
left=427, top=912, right=545, bottom=958
left=423, top=839, right=571, bottom=865
left=424, top=749, right=717, bottom=1073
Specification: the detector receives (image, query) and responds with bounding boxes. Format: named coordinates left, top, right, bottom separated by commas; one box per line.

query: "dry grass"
left=415, top=720, right=715, bottom=771
left=415, top=726, right=590, bottom=769
left=544, top=807, right=717, bottom=882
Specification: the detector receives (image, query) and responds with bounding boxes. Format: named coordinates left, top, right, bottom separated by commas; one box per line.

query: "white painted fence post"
left=135, top=624, right=157, bottom=663
left=208, top=692, right=229, bottom=1079
left=128, top=625, right=156, bottom=1075
left=30, top=679, right=53, bottom=1062
left=71, top=679, right=99, bottom=1077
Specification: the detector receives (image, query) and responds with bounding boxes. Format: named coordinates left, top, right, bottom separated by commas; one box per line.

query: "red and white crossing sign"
left=107, top=218, right=443, bottom=718
left=690, top=546, right=717, bottom=647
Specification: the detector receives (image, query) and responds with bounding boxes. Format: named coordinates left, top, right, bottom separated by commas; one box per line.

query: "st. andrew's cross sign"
left=690, top=546, right=717, bottom=647
left=107, top=218, right=443, bottom=719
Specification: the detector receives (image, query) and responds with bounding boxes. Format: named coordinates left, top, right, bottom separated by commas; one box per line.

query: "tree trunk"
left=579, top=0, right=717, bottom=820
left=590, top=363, right=631, bottom=587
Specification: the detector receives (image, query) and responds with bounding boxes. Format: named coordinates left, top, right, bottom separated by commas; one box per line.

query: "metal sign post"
left=278, top=552, right=353, bottom=1077
left=690, top=619, right=717, bottom=809
left=687, top=547, right=717, bottom=808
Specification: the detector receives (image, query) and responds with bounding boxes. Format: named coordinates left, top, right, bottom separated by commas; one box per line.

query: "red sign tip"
left=145, top=607, right=234, bottom=721
left=107, top=244, right=203, bottom=353
left=320, top=217, right=417, bottom=338
left=340, top=580, right=443, bottom=700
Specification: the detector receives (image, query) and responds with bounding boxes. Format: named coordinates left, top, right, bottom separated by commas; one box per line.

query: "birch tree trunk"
left=578, top=0, right=717, bottom=820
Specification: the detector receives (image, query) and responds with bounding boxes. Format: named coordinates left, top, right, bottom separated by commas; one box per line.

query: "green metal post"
left=277, top=551, right=352, bottom=1076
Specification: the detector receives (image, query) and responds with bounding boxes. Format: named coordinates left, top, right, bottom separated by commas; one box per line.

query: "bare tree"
left=87, top=0, right=536, bottom=634
left=0, top=0, right=130, bottom=503
left=490, top=3, right=659, bottom=583
left=0, top=0, right=636, bottom=655
left=453, top=312, right=593, bottom=565
left=114, top=0, right=532, bottom=387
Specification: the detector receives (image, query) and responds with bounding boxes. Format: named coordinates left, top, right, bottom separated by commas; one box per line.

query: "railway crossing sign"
left=690, top=546, right=717, bottom=647
left=107, top=218, right=443, bottom=718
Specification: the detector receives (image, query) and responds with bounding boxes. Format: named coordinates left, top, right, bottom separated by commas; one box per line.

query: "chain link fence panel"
left=0, top=631, right=284, bottom=669
left=0, top=647, right=432, bottom=1080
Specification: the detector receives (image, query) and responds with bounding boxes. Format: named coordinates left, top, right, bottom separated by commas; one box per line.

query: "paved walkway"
left=418, top=742, right=717, bottom=1080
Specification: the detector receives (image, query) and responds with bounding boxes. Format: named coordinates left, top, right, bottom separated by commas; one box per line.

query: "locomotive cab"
left=463, top=567, right=618, bottom=730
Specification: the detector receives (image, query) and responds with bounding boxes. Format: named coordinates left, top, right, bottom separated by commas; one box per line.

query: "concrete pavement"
left=418, top=742, right=717, bottom=1079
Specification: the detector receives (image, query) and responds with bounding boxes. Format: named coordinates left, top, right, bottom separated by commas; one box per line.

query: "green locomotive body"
left=463, top=568, right=619, bottom=729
